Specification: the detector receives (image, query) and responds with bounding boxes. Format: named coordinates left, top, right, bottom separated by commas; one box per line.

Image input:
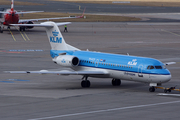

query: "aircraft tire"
left=164, top=89, right=167, bottom=93
left=149, top=86, right=155, bottom=92
left=0, top=27, right=3, bottom=33
left=19, top=27, right=22, bottom=31
left=112, top=79, right=121, bottom=86
left=23, top=27, right=25, bottom=31
left=81, top=80, right=90, bottom=88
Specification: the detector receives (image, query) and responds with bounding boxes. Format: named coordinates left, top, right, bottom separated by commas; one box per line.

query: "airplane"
left=0, top=0, right=85, bottom=33
left=6, top=21, right=175, bottom=92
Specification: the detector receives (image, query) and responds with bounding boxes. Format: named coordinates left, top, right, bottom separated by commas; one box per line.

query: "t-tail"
left=10, top=21, right=80, bottom=51
left=41, top=21, right=80, bottom=51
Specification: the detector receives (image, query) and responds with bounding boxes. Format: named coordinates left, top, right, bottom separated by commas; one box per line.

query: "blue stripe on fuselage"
left=50, top=50, right=170, bottom=75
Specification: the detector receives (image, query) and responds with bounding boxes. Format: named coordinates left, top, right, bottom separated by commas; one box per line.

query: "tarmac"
left=0, top=22, right=180, bottom=120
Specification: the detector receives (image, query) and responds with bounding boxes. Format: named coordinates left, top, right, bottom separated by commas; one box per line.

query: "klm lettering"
left=50, top=36, right=62, bottom=43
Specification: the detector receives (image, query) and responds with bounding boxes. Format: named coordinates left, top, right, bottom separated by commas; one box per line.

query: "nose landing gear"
left=149, top=86, right=155, bottom=92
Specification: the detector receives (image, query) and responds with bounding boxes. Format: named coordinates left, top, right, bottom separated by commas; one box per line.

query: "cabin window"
left=147, top=65, right=154, bottom=69
left=155, top=66, right=162, bottom=69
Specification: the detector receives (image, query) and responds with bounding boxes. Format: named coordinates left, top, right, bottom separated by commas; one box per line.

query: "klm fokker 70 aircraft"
left=7, top=22, right=174, bottom=92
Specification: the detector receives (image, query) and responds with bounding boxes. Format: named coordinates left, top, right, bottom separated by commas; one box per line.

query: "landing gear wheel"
left=164, top=89, right=167, bottom=93
left=7, top=26, right=10, bottom=29
left=112, top=79, right=121, bottom=86
left=81, top=80, right=90, bottom=88
left=20, top=27, right=25, bottom=31
left=0, top=27, right=2, bottom=33
left=22, top=27, right=25, bottom=31
left=149, top=86, right=155, bottom=92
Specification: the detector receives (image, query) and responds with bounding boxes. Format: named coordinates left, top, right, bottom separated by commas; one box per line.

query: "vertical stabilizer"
left=11, top=21, right=80, bottom=51
left=11, top=0, right=14, bottom=11
left=41, top=22, right=69, bottom=50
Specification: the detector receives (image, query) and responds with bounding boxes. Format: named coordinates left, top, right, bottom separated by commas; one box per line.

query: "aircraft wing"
left=4, top=70, right=108, bottom=75
left=19, top=16, right=82, bottom=23
left=16, top=11, right=44, bottom=14
left=18, top=8, right=85, bottom=23
left=10, top=22, right=71, bottom=27
left=0, top=11, right=9, bottom=14
left=0, top=11, right=44, bottom=14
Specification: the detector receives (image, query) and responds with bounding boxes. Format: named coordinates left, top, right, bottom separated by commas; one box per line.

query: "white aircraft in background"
left=6, top=21, right=175, bottom=92
left=0, top=0, right=85, bottom=33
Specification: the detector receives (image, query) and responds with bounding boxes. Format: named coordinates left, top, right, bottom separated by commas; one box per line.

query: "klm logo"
left=50, top=30, right=62, bottom=43
left=61, top=59, right=66, bottom=63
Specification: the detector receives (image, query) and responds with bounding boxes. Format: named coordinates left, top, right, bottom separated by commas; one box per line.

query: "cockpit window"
left=162, top=65, right=166, bottom=69
left=155, top=66, right=162, bottom=69
left=147, top=65, right=154, bottom=69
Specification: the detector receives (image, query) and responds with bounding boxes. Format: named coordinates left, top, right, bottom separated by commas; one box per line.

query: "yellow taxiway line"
left=18, top=29, right=27, bottom=41
left=8, top=29, right=16, bottom=41
left=23, top=31, right=30, bottom=41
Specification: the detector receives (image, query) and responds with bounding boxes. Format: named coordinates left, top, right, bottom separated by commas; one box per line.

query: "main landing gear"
left=81, top=76, right=90, bottom=88
left=19, top=26, right=25, bottom=31
left=112, top=79, right=121, bottom=86
left=80, top=77, right=121, bottom=88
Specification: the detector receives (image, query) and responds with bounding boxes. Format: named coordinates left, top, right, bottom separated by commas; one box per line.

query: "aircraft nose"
left=162, top=74, right=171, bottom=82
left=161, top=69, right=171, bottom=82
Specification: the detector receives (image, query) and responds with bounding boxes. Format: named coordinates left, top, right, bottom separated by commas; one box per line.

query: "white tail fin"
left=11, top=0, right=14, bottom=11
left=41, top=21, right=80, bottom=51
left=10, top=21, right=80, bottom=51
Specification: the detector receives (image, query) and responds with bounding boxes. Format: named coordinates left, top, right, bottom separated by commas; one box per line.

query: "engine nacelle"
left=25, top=21, right=34, bottom=29
left=53, top=55, right=79, bottom=67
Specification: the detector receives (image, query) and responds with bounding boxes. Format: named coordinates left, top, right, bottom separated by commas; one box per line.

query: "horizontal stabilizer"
left=4, top=70, right=108, bottom=75
left=164, top=62, right=176, bottom=65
